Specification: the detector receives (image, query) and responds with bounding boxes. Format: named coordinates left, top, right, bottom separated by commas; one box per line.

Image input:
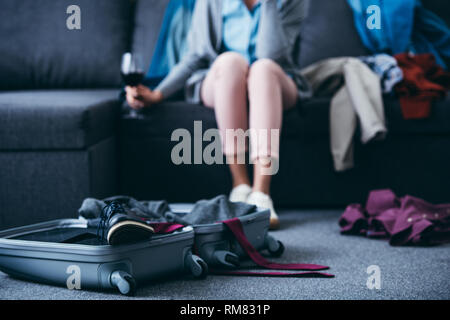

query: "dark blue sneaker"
left=97, top=201, right=155, bottom=245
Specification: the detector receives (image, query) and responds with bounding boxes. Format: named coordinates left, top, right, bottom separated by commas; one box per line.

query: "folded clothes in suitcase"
left=0, top=218, right=207, bottom=296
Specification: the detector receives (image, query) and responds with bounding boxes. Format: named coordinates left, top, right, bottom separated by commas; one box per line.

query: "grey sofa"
left=0, top=0, right=131, bottom=227
left=1, top=0, right=449, bottom=229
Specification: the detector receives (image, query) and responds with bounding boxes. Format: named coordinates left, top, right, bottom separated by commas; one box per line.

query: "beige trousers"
left=301, top=57, right=387, bottom=171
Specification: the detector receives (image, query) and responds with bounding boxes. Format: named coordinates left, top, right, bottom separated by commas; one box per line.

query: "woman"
left=125, top=0, right=311, bottom=229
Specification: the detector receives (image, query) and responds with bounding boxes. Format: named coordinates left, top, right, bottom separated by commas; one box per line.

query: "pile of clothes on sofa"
left=302, top=0, right=450, bottom=172
left=346, top=0, right=450, bottom=119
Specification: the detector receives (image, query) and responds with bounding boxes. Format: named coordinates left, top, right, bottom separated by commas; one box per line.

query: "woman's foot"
left=247, top=191, right=280, bottom=230
left=229, top=184, right=253, bottom=203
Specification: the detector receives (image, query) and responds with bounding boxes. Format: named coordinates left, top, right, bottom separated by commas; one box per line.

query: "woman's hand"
left=125, top=85, right=163, bottom=109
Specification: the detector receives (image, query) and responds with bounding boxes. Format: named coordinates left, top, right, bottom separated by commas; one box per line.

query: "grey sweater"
left=155, top=0, right=312, bottom=103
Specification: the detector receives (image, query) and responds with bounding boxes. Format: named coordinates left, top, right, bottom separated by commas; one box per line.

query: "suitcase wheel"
left=213, top=250, right=240, bottom=268
left=110, top=270, right=136, bottom=296
left=186, top=252, right=208, bottom=279
left=268, top=240, right=285, bottom=257
left=265, top=234, right=285, bottom=257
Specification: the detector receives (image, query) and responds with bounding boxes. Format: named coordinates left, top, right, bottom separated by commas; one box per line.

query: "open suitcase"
left=0, top=218, right=207, bottom=296
left=169, top=204, right=285, bottom=268
left=0, top=203, right=297, bottom=296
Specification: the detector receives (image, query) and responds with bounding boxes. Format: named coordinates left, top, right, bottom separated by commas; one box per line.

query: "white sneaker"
left=229, top=184, right=252, bottom=203
left=247, top=191, right=280, bottom=230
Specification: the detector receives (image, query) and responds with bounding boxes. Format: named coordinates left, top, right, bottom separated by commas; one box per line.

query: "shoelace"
left=96, top=201, right=126, bottom=242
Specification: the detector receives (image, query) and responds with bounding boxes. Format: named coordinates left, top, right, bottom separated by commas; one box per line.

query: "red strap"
left=148, top=222, right=185, bottom=234
left=211, top=270, right=334, bottom=277
left=215, top=218, right=334, bottom=278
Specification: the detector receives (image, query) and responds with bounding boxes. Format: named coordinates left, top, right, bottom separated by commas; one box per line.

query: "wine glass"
left=121, top=53, right=145, bottom=118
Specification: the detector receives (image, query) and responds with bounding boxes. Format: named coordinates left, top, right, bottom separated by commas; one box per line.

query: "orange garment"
left=394, top=53, right=450, bottom=119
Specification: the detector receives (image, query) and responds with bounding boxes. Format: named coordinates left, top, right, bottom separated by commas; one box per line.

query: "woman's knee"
left=248, top=59, right=282, bottom=85
left=212, top=52, right=249, bottom=79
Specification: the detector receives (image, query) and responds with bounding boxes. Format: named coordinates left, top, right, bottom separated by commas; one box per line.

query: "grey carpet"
left=0, top=210, right=449, bottom=300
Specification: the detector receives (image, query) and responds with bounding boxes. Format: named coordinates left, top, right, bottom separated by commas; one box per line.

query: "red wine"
left=122, top=72, right=144, bottom=86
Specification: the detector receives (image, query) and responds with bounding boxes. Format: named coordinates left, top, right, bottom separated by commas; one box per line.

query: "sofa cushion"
left=298, top=0, right=369, bottom=68
left=0, top=138, right=117, bottom=228
left=383, top=94, right=450, bottom=135
left=119, top=100, right=450, bottom=206
left=0, top=90, right=120, bottom=150
left=295, top=94, right=450, bottom=137
left=0, top=0, right=132, bottom=90
left=119, top=102, right=317, bottom=139
left=120, top=102, right=217, bottom=139
left=121, top=94, right=450, bottom=141
left=131, top=0, right=170, bottom=72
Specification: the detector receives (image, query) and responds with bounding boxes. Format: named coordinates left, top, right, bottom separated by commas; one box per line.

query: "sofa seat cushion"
left=120, top=102, right=217, bottom=139
left=0, top=89, right=120, bottom=150
left=120, top=94, right=450, bottom=140
left=293, top=94, right=450, bottom=137
left=383, top=94, right=450, bottom=135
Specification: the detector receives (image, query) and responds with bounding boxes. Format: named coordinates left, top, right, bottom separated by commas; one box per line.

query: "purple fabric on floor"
left=339, top=189, right=450, bottom=246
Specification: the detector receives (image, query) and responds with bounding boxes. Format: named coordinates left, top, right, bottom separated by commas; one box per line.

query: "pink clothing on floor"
left=201, top=52, right=298, bottom=161
left=339, top=189, right=450, bottom=246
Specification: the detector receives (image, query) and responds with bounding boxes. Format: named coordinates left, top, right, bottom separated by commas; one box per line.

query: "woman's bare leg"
left=201, top=52, right=251, bottom=189
left=253, top=161, right=272, bottom=194
left=228, top=156, right=251, bottom=188
left=247, top=59, right=299, bottom=228
left=248, top=59, right=298, bottom=194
